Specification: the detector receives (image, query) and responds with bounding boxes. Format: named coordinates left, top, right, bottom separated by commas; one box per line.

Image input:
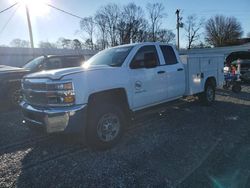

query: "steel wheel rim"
left=97, top=113, right=120, bottom=142
left=206, top=86, right=214, bottom=102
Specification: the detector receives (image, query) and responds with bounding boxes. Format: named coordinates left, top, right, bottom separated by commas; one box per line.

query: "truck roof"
left=44, top=54, right=85, bottom=58
left=109, top=42, right=176, bottom=50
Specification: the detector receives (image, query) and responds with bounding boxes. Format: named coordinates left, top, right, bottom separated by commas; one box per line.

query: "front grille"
left=22, top=79, right=49, bottom=106
left=23, top=82, right=46, bottom=90
left=23, top=90, right=48, bottom=106
left=22, top=78, right=74, bottom=107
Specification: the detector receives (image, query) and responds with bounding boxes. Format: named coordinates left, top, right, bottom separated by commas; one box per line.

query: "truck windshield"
left=23, top=56, right=44, bottom=71
left=85, top=46, right=133, bottom=67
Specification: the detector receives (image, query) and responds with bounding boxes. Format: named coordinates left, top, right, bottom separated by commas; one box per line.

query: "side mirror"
left=37, top=63, right=44, bottom=71
left=32, top=63, right=45, bottom=72
left=144, top=52, right=157, bottom=68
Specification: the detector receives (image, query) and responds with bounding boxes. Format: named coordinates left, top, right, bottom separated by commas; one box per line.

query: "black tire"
left=232, top=83, right=241, bottom=93
left=198, top=82, right=215, bottom=106
left=86, top=103, right=125, bottom=150
left=223, top=84, right=229, bottom=90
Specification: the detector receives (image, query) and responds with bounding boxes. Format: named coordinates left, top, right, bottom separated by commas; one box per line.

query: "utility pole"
left=25, top=5, right=34, bottom=48
left=175, top=9, right=180, bottom=50
left=175, top=9, right=183, bottom=50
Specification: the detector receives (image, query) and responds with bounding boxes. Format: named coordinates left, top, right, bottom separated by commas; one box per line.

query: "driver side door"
left=129, top=45, right=168, bottom=110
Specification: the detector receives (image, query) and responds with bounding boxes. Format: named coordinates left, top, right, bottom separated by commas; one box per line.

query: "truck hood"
left=0, top=65, right=28, bottom=73
left=24, top=65, right=114, bottom=80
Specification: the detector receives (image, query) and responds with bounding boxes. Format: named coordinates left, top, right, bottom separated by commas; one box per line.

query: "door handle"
left=157, top=70, right=165, bottom=74
left=177, top=68, right=184, bottom=71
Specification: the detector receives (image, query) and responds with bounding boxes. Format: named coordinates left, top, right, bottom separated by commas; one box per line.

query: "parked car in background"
left=239, top=60, right=250, bottom=83
left=0, top=55, right=85, bottom=109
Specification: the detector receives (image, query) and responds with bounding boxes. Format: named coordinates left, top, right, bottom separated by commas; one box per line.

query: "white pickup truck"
left=20, top=42, right=224, bottom=149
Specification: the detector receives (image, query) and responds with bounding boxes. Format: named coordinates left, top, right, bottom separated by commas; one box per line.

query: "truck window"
left=160, top=45, right=178, bottom=65
left=130, top=45, right=159, bottom=69
left=240, top=60, right=250, bottom=73
left=45, top=57, right=63, bottom=70
left=84, top=46, right=132, bottom=67
left=23, top=56, right=45, bottom=71
left=62, top=56, right=84, bottom=68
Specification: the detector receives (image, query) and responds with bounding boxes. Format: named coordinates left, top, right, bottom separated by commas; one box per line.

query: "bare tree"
left=98, top=3, right=120, bottom=46
left=10, top=39, right=29, bottom=48
left=83, top=39, right=95, bottom=50
left=95, top=12, right=108, bottom=49
left=136, top=29, right=149, bottom=42
left=205, top=15, right=243, bottom=47
left=77, top=2, right=176, bottom=46
left=146, top=3, right=165, bottom=41
left=117, top=3, right=148, bottom=44
left=56, top=38, right=72, bottom=49
left=192, top=42, right=211, bottom=49
left=156, top=29, right=175, bottom=44
left=72, top=39, right=82, bottom=50
left=95, top=39, right=109, bottom=50
left=184, top=15, right=204, bottom=49
left=80, top=16, right=95, bottom=50
left=39, top=41, right=57, bottom=49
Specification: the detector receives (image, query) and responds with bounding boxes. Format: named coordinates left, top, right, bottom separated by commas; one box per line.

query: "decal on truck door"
left=135, top=81, right=145, bottom=93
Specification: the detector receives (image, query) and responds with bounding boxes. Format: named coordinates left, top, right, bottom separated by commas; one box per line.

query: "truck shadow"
left=13, top=97, right=250, bottom=187
left=216, top=87, right=250, bottom=101
left=0, top=102, right=19, bottom=113
left=0, top=109, right=84, bottom=156
left=178, top=119, right=250, bottom=188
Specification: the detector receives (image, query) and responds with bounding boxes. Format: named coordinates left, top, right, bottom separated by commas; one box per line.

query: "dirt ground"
left=0, top=85, right=250, bottom=188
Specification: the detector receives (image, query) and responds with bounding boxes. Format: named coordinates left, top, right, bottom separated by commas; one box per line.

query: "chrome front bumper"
left=20, top=102, right=87, bottom=133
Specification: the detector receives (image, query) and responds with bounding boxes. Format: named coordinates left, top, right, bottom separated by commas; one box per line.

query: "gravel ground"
left=0, top=85, right=249, bottom=188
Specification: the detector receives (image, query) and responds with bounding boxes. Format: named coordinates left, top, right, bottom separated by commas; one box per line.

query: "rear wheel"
left=199, top=82, right=215, bottom=106
left=86, top=103, right=125, bottom=150
left=232, top=83, right=241, bottom=93
left=223, top=84, right=229, bottom=90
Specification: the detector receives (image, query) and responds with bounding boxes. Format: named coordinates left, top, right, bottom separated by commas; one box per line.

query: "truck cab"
left=125, top=43, right=185, bottom=110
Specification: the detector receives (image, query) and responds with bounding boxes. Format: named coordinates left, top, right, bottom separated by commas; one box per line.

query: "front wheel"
left=86, top=103, right=125, bottom=150
left=198, top=83, right=215, bottom=106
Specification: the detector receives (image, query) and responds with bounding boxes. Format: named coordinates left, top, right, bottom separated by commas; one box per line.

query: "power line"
left=0, top=2, right=18, bottom=14
left=46, top=3, right=84, bottom=20
left=45, top=3, right=105, bottom=30
left=0, top=4, right=19, bottom=36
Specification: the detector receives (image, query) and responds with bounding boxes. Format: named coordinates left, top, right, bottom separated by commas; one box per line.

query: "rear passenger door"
left=160, top=45, right=185, bottom=99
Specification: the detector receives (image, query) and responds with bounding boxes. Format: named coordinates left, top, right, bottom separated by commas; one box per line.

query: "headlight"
left=47, top=82, right=73, bottom=90
left=47, top=81, right=75, bottom=106
left=60, top=90, right=75, bottom=104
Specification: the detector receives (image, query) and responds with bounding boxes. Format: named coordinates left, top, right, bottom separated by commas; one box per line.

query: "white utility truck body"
left=20, top=42, right=224, bottom=149
left=181, top=54, right=224, bottom=95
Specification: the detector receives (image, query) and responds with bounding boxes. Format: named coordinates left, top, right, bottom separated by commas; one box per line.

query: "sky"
left=0, top=0, right=249, bottom=48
